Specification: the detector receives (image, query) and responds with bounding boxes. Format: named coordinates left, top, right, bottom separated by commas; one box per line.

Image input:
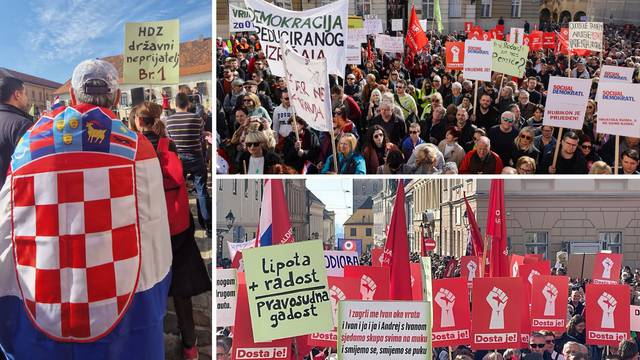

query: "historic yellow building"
left=343, top=197, right=374, bottom=252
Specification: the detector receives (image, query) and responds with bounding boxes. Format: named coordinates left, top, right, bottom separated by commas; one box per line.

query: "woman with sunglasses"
left=362, top=125, right=398, bottom=174
left=578, top=135, right=601, bottom=172
left=320, top=133, right=366, bottom=174
left=238, top=130, right=281, bottom=174
left=242, top=92, right=271, bottom=125
left=510, top=126, right=540, bottom=167
left=581, top=100, right=599, bottom=146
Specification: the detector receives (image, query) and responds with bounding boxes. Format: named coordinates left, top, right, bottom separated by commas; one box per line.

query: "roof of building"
left=0, top=68, right=63, bottom=89
left=307, top=190, right=324, bottom=206
left=358, top=197, right=373, bottom=210
left=53, top=37, right=212, bottom=95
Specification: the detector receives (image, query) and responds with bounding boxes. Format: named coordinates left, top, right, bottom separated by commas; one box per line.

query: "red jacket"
left=157, top=137, right=190, bottom=235
left=459, top=149, right=504, bottom=174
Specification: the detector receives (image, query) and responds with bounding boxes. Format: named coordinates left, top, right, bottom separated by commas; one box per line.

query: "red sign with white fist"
left=307, top=276, right=359, bottom=347
left=432, top=278, right=472, bottom=347
left=585, top=283, right=630, bottom=346
left=471, top=277, right=525, bottom=350
left=530, top=276, right=569, bottom=332
left=592, top=253, right=623, bottom=285
left=460, top=256, right=481, bottom=288
left=343, top=265, right=390, bottom=301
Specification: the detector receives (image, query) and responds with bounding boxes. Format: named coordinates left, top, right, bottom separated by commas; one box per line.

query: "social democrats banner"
left=543, top=76, right=592, bottom=130
left=596, top=82, right=640, bottom=138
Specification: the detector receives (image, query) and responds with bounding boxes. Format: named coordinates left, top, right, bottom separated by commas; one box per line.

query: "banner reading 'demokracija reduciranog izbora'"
left=243, top=0, right=348, bottom=77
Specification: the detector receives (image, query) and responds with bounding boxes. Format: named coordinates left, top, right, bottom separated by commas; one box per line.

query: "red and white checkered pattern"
left=11, top=165, right=140, bottom=341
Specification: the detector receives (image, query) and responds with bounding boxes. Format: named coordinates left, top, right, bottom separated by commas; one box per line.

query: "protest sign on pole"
left=244, top=0, right=348, bottom=77
left=585, top=283, right=630, bottom=346
left=468, top=27, right=484, bottom=41
left=231, top=273, right=292, bottom=360
left=460, top=256, right=481, bottom=288
left=529, top=31, right=544, bottom=51
left=364, top=18, right=383, bottom=35
left=569, top=22, right=603, bottom=52
left=542, top=76, right=592, bottom=130
left=344, top=265, right=390, bottom=300
left=308, top=276, right=360, bottom=348
left=519, top=261, right=551, bottom=286
left=243, top=240, right=333, bottom=342
left=281, top=40, right=333, bottom=133
left=471, top=277, right=525, bottom=350
left=543, top=32, right=556, bottom=49
left=632, top=305, right=640, bottom=332
left=592, top=253, right=623, bottom=285
left=600, top=65, right=635, bottom=83
left=595, top=82, right=640, bottom=138
left=491, top=40, right=529, bottom=77
left=229, top=5, right=256, bottom=33
left=445, top=42, right=465, bottom=71
left=346, top=29, right=364, bottom=65
left=337, top=301, right=429, bottom=359
left=510, top=28, right=525, bottom=45
left=463, top=40, right=493, bottom=82
left=375, top=34, right=404, bottom=54
left=509, top=255, right=524, bottom=277
left=464, top=22, right=473, bottom=34
left=324, top=250, right=359, bottom=277
left=531, top=275, right=569, bottom=332
left=124, top=20, right=180, bottom=84
left=432, top=278, right=472, bottom=347
left=391, top=19, right=403, bottom=32
left=217, top=269, right=238, bottom=327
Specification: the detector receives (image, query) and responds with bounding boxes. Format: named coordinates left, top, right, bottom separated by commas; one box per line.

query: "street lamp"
left=225, top=211, right=235, bottom=231
left=217, top=210, right=236, bottom=266
left=463, top=210, right=469, bottom=228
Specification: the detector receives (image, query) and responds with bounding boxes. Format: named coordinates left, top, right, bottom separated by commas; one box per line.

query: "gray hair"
left=519, top=89, right=530, bottom=99
left=503, top=349, right=521, bottom=360
left=452, top=82, right=463, bottom=91
left=74, top=79, right=117, bottom=108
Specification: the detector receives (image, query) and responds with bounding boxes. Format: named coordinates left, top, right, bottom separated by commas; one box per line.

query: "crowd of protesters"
left=216, top=23, right=640, bottom=175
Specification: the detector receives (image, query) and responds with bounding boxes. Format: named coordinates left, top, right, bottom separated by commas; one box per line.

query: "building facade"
left=323, top=209, right=336, bottom=248
left=540, top=0, right=640, bottom=26
left=343, top=197, right=374, bottom=251
left=352, top=179, right=383, bottom=211
left=285, top=179, right=308, bottom=243
left=0, top=68, right=62, bottom=112
left=307, top=190, right=326, bottom=241
left=371, top=179, right=400, bottom=247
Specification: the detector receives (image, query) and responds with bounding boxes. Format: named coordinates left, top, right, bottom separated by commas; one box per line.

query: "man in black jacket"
left=540, top=131, right=588, bottom=174
left=0, top=76, right=32, bottom=188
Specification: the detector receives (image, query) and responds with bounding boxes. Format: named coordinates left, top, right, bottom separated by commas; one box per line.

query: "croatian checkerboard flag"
left=256, top=179, right=295, bottom=247
left=0, top=104, right=172, bottom=359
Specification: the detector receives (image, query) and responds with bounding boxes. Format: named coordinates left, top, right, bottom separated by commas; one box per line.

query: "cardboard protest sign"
left=543, top=76, right=592, bottom=130
left=346, top=29, right=364, bottom=65
left=595, top=82, right=640, bottom=138
left=529, top=31, right=544, bottom=51
left=471, top=277, right=525, bottom=350
left=324, top=250, right=359, bottom=277
left=592, top=253, right=623, bottom=285
left=217, top=269, right=238, bottom=327
left=543, top=32, right=556, bottom=49
left=432, top=278, right=472, bottom=347
left=585, top=283, right=630, bottom=346
left=337, top=301, right=429, bottom=359
left=348, top=16, right=363, bottom=29
left=375, top=34, right=403, bottom=54
left=391, top=19, right=403, bottom=32
left=371, top=248, right=384, bottom=267
left=229, top=5, right=256, bottom=33
left=343, top=265, right=390, bottom=300
left=569, top=22, right=603, bottom=52
left=520, top=261, right=551, bottom=287
left=410, top=263, right=423, bottom=301
left=600, top=65, right=635, bottom=83
left=243, top=240, right=333, bottom=342
left=531, top=275, right=569, bottom=332
left=463, top=40, right=493, bottom=82
left=491, top=40, right=529, bottom=77
left=445, top=42, right=465, bottom=71
left=308, top=276, right=359, bottom=347
left=364, top=18, right=383, bottom=35
left=244, top=0, right=348, bottom=77
left=460, top=256, right=481, bottom=288
left=631, top=305, right=640, bottom=332
left=509, top=255, right=524, bottom=277
left=281, top=40, right=333, bottom=133
left=232, top=273, right=292, bottom=360
left=468, top=27, right=484, bottom=41
left=124, top=20, right=180, bottom=84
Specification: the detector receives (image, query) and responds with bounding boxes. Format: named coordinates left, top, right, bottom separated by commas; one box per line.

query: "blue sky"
left=0, top=0, right=211, bottom=84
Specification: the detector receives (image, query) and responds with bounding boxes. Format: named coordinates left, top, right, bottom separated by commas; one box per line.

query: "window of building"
left=350, top=228, right=357, bottom=237
left=511, top=0, right=521, bottom=18
left=481, top=0, right=492, bottom=18
left=32, top=91, right=35, bottom=100
left=366, top=228, right=372, bottom=236
left=120, top=92, right=129, bottom=107
left=525, top=232, right=548, bottom=259
left=423, top=0, right=434, bottom=19
left=355, top=0, right=371, bottom=16
left=449, top=0, right=462, bottom=18
left=232, top=180, right=238, bottom=195
left=255, top=180, right=260, bottom=200
left=244, top=179, right=249, bottom=198
left=599, top=232, right=622, bottom=253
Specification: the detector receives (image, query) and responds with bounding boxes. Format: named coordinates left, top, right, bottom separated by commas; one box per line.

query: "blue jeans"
left=179, top=152, right=211, bottom=233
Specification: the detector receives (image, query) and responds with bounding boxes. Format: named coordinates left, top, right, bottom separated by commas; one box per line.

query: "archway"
left=540, top=8, right=551, bottom=29
left=559, top=10, right=571, bottom=24
left=552, top=11, right=558, bottom=22
left=574, top=11, right=587, bottom=21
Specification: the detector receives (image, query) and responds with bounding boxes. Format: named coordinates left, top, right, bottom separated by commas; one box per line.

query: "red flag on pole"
left=405, top=5, right=428, bottom=53
left=382, top=180, right=412, bottom=300
left=487, top=179, right=508, bottom=277
left=463, top=193, right=483, bottom=257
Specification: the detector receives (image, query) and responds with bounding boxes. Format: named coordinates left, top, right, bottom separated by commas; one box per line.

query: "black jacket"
left=0, top=104, right=32, bottom=188
left=283, top=130, right=321, bottom=172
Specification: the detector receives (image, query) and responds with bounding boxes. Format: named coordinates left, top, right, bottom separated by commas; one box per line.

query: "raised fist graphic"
left=451, top=46, right=460, bottom=62
left=330, top=285, right=346, bottom=325
left=435, top=288, right=456, bottom=327
left=543, top=283, right=558, bottom=316
left=601, top=257, right=614, bottom=279
left=597, top=292, right=617, bottom=329
left=528, top=270, right=541, bottom=285
left=486, top=287, right=508, bottom=329
left=360, top=275, right=377, bottom=300
left=467, top=261, right=478, bottom=282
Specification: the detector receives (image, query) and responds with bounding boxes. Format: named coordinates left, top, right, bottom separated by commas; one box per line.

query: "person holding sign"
left=540, top=131, right=588, bottom=174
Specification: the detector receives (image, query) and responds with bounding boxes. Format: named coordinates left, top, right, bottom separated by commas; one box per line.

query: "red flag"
left=405, top=5, right=428, bottom=53
left=463, top=193, right=483, bottom=257
left=487, top=179, right=508, bottom=277
left=382, top=180, right=412, bottom=300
